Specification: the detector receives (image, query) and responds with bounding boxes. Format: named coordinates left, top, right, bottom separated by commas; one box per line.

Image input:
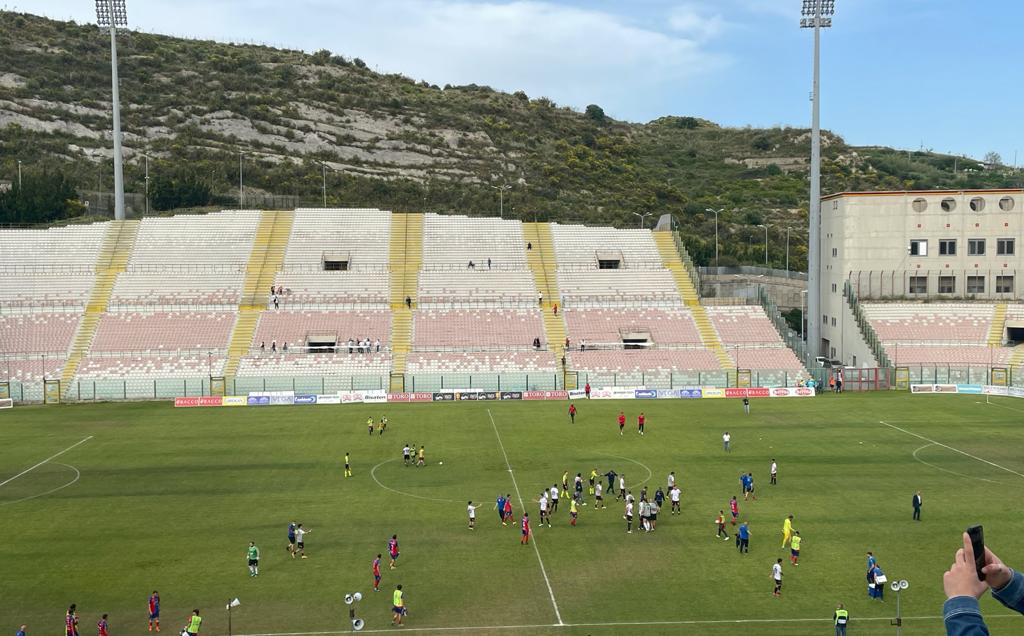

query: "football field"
left=2, top=392, right=1024, bottom=635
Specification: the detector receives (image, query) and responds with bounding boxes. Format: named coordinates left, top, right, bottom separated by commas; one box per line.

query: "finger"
left=962, top=533, right=975, bottom=563
left=983, top=547, right=1002, bottom=567
left=955, top=547, right=967, bottom=566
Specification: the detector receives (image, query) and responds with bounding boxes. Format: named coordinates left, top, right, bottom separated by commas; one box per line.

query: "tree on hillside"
left=0, top=170, right=84, bottom=224
left=150, top=170, right=213, bottom=211
left=984, top=151, right=1003, bottom=167
left=585, top=104, right=606, bottom=123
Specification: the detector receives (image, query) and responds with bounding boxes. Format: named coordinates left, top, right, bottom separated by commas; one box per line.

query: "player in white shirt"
left=772, top=559, right=783, bottom=596
left=723, top=431, right=731, bottom=452
left=550, top=485, right=560, bottom=512
left=770, top=459, right=778, bottom=485
left=639, top=499, right=650, bottom=532
left=624, top=500, right=634, bottom=533
left=538, top=492, right=550, bottom=527
left=294, top=524, right=310, bottom=559
left=670, top=486, right=681, bottom=515
left=618, top=475, right=626, bottom=500
left=594, top=482, right=604, bottom=509
left=467, top=501, right=478, bottom=529
left=667, top=471, right=676, bottom=489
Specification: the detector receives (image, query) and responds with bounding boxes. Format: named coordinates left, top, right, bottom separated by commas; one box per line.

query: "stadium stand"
left=249, top=310, right=391, bottom=351
left=130, top=211, right=259, bottom=267
left=236, top=353, right=391, bottom=378
left=417, top=270, right=536, bottom=307
left=0, top=313, right=81, bottom=354
left=110, top=273, right=243, bottom=308
left=422, top=213, right=528, bottom=269
left=563, top=308, right=702, bottom=345
left=77, top=354, right=227, bottom=379
left=90, top=311, right=236, bottom=352
left=413, top=309, right=545, bottom=349
left=405, top=351, right=558, bottom=374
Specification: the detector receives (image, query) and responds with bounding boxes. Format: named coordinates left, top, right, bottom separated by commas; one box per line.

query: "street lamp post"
left=800, top=0, right=835, bottom=360
left=786, top=227, right=791, bottom=273
left=16, top=160, right=22, bottom=189
left=706, top=208, right=724, bottom=267
left=800, top=289, right=808, bottom=342
left=632, top=211, right=653, bottom=229
left=96, top=0, right=128, bottom=221
left=490, top=184, right=511, bottom=218
left=321, top=162, right=328, bottom=207
left=758, top=224, right=770, bottom=266
left=142, top=154, right=149, bottom=216
left=238, top=152, right=244, bottom=209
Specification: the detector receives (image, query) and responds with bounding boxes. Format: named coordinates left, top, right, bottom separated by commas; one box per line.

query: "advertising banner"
left=910, top=384, right=957, bottom=394
left=634, top=389, right=658, bottom=399
left=679, top=388, right=703, bottom=399
left=198, top=396, right=223, bottom=407
left=525, top=390, right=570, bottom=401
left=363, top=390, right=387, bottom=404
left=246, top=395, right=270, bottom=406
left=388, top=393, right=411, bottom=402
left=656, top=389, right=681, bottom=399
left=316, top=394, right=341, bottom=404
left=590, top=388, right=615, bottom=399
left=724, top=388, right=748, bottom=398
left=500, top=391, right=523, bottom=400
left=223, top=395, right=247, bottom=406
left=567, top=389, right=588, bottom=400
left=339, top=391, right=365, bottom=404
left=174, top=397, right=200, bottom=407
left=702, top=387, right=725, bottom=399
left=610, top=387, right=638, bottom=400
left=1010, top=387, right=1024, bottom=399
left=456, top=392, right=479, bottom=401
left=432, top=392, right=455, bottom=401
left=956, top=384, right=983, bottom=395
left=768, top=387, right=815, bottom=398
left=982, top=385, right=1009, bottom=397
left=293, top=394, right=318, bottom=405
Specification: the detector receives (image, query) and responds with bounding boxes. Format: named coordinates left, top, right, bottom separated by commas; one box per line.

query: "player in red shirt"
left=387, top=535, right=400, bottom=569
left=638, top=412, right=646, bottom=436
left=617, top=411, right=626, bottom=436
left=584, top=382, right=591, bottom=398
left=502, top=495, right=514, bottom=524
left=148, top=592, right=160, bottom=632
left=730, top=496, right=739, bottom=526
left=520, top=513, right=531, bottom=544
left=97, top=615, right=109, bottom=636
left=66, top=605, right=79, bottom=636
left=372, top=554, right=382, bottom=591
left=568, top=403, right=577, bottom=424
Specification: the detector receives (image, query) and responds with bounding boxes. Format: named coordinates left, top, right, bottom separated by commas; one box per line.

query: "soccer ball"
left=438, top=461, right=444, bottom=465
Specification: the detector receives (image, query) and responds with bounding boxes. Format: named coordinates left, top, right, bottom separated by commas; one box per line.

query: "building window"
left=939, top=239, right=956, bottom=255
left=909, top=239, right=928, bottom=256
left=997, top=276, right=1014, bottom=294
left=822, top=314, right=827, bottom=324
left=912, top=197, right=927, bottom=213
left=999, top=196, right=1015, bottom=212
left=852, top=354, right=857, bottom=367
left=831, top=283, right=837, bottom=293
left=831, top=317, right=837, bottom=327
left=832, top=247, right=838, bottom=257
left=832, top=200, right=838, bottom=210
left=970, top=197, right=986, bottom=212
left=938, top=276, right=956, bottom=294
left=941, top=197, right=957, bottom=212
left=830, top=346, right=837, bottom=358
left=998, top=238, right=1015, bottom=255
left=968, top=239, right=986, bottom=256
left=908, top=276, right=927, bottom=294
left=967, top=276, right=985, bottom=294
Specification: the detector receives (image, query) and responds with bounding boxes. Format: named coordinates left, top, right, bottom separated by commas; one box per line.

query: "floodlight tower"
left=800, top=0, right=834, bottom=361
left=96, top=0, right=128, bottom=220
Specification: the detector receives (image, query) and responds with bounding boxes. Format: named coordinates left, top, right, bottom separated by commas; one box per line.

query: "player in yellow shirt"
left=344, top=452, right=351, bottom=478
left=789, top=531, right=802, bottom=565
left=781, top=514, right=794, bottom=548
left=392, top=585, right=406, bottom=626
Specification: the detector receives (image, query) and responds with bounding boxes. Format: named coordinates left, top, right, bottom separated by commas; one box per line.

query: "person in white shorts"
left=594, top=482, right=604, bottom=509
left=467, top=501, right=477, bottom=529
left=539, top=492, right=550, bottom=527
left=624, top=500, right=634, bottom=534
left=670, top=486, right=681, bottom=515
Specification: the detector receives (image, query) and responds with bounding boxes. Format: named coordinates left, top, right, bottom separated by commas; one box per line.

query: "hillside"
left=1, top=11, right=1020, bottom=269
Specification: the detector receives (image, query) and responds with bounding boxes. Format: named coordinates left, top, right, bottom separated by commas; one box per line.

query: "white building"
left=818, top=188, right=1024, bottom=365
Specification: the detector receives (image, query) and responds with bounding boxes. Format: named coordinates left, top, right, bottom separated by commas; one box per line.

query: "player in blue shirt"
left=287, top=522, right=297, bottom=555
left=496, top=494, right=507, bottom=524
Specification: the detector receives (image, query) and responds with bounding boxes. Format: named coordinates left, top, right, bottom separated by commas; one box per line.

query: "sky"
left=20, top=0, right=1024, bottom=162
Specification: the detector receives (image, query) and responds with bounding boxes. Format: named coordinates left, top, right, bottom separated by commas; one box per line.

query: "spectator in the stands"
left=260, top=341, right=265, bottom=352
left=487, top=258, right=492, bottom=269
left=565, top=336, right=570, bottom=349
left=580, top=339, right=586, bottom=352
left=527, top=242, right=532, bottom=250
left=282, top=342, right=288, bottom=352
left=468, top=260, right=475, bottom=269
left=405, top=296, right=412, bottom=309
left=348, top=338, right=355, bottom=354
left=533, top=337, right=541, bottom=350
left=364, top=337, right=372, bottom=353
left=538, top=291, right=543, bottom=306
left=553, top=303, right=558, bottom=316
left=271, top=340, right=277, bottom=353
left=374, top=338, right=381, bottom=353
left=272, top=295, right=279, bottom=310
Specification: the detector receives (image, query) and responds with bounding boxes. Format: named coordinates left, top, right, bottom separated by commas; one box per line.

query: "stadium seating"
left=0, top=273, right=97, bottom=308
left=569, top=349, right=723, bottom=373
left=111, top=273, right=244, bottom=308
left=728, top=347, right=805, bottom=370
left=1, top=357, right=64, bottom=382
left=251, top=310, right=391, bottom=350
left=417, top=270, right=537, bottom=307
left=236, top=352, right=391, bottom=377
left=707, top=306, right=787, bottom=345
left=0, top=312, right=81, bottom=354
left=862, top=303, right=992, bottom=343
left=563, top=308, right=701, bottom=345
left=272, top=271, right=389, bottom=307
left=557, top=269, right=680, bottom=305
left=550, top=223, right=663, bottom=267
left=883, top=345, right=1012, bottom=366
left=130, top=211, right=260, bottom=267
left=284, top=208, right=391, bottom=267
left=77, top=354, right=227, bottom=379
left=405, top=351, right=558, bottom=374
left=0, top=223, right=106, bottom=267
left=421, top=214, right=527, bottom=269
left=91, top=311, right=236, bottom=352
left=413, top=309, right=545, bottom=349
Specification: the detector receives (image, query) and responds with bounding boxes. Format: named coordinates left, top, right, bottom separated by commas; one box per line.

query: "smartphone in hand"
left=966, top=525, right=986, bottom=581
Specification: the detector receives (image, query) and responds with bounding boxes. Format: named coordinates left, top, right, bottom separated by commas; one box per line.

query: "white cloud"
left=26, top=0, right=729, bottom=122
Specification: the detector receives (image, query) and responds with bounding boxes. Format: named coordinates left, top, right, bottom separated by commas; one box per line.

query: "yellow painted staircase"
left=223, top=210, right=294, bottom=378
left=60, top=219, right=140, bottom=396
left=523, top=222, right=570, bottom=385
left=653, top=231, right=733, bottom=370
left=989, top=303, right=1007, bottom=346
left=388, top=213, right=424, bottom=392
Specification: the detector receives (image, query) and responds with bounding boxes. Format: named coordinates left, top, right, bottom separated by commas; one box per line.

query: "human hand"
left=981, top=546, right=1013, bottom=592
left=943, top=532, right=990, bottom=600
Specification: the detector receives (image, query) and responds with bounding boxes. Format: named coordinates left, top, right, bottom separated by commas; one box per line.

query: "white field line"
left=233, top=613, right=1021, bottom=635
left=986, top=396, right=1024, bottom=414
left=0, top=463, right=81, bottom=506
left=370, top=458, right=457, bottom=503
left=879, top=420, right=1024, bottom=479
left=911, top=444, right=999, bottom=484
left=486, top=409, right=563, bottom=626
left=0, top=436, right=93, bottom=488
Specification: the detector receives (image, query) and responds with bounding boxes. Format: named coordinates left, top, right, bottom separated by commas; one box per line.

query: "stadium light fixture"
left=17, top=160, right=22, bottom=189
left=799, top=0, right=835, bottom=360
left=706, top=208, right=724, bottom=267
left=757, top=224, right=770, bottom=266
left=96, top=0, right=128, bottom=221
left=489, top=183, right=511, bottom=218
left=632, top=211, right=652, bottom=229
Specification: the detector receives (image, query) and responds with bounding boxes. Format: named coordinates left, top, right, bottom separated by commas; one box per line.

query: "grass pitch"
left=2, top=393, right=1024, bottom=635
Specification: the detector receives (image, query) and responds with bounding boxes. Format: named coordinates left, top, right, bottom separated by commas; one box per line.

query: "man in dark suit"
left=912, top=491, right=922, bottom=521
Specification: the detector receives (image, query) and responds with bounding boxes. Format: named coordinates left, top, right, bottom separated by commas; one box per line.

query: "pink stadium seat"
left=569, top=349, right=723, bottom=373
left=0, top=313, right=80, bottom=354
left=405, top=352, right=557, bottom=373
left=706, top=306, right=784, bottom=345
left=729, top=347, right=804, bottom=370
left=564, top=308, right=701, bottom=345
left=884, top=345, right=1012, bottom=366
left=414, top=310, right=545, bottom=348
left=91, top=312, right=235, bottom=352
left=77, top=355, right=227, bottom=378
left=2, top=357, right=63, bottom=382
left=237, top=353, right=391, bottom=376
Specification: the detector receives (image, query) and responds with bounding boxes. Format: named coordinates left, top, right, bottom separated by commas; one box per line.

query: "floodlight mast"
left=96, top=0, right=128, bottom=221
left=800, top=0, right=834, bottom=363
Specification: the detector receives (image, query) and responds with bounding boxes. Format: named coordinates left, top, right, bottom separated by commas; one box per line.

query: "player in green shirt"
left=789, top=531, right=802, bottom=566
left=344, top=453, right=351, bottom=478
left=247, top=542, right=260, bottom=577
left=186, top=610, right=201, bottom=636
left=392, top=585, right=406, bottom=626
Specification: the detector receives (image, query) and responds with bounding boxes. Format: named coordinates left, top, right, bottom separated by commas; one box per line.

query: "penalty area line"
left=0, top=436, right=93, bottom=488
left=486, top=408, right=563, bottom=626
left=879, top=421, right=1024, bottom=480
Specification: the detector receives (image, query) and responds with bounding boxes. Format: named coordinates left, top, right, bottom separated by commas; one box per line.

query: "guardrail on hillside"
left=845, top=280, right=892, bottom=368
